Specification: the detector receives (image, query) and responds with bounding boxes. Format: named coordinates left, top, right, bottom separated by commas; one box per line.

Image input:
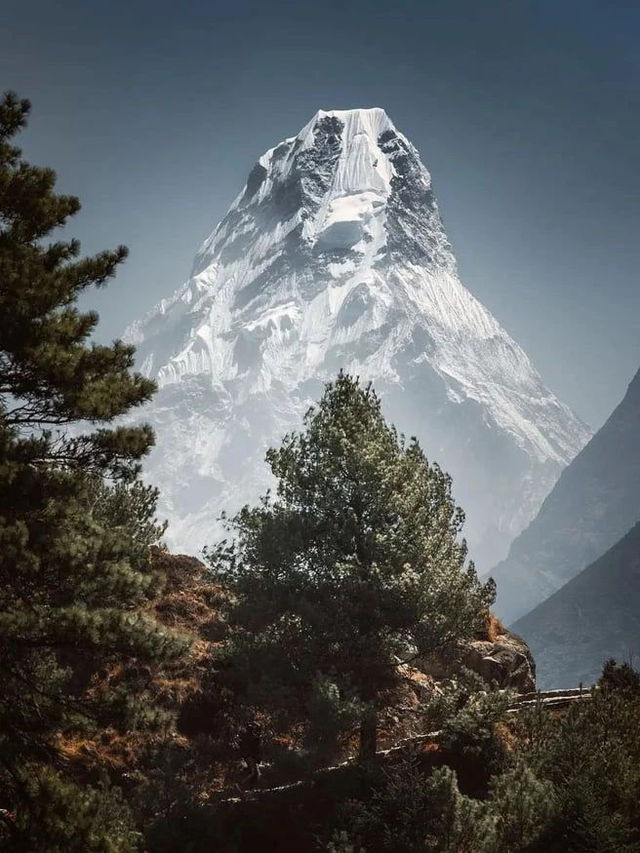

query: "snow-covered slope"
left=125, top=108, right=589, bottom=568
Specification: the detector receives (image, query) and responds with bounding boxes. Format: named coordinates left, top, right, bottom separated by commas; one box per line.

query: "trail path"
left=219, top=687, right=592, bottom=803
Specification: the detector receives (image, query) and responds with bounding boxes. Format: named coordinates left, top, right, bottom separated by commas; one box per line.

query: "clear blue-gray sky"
left=2, top=0, right=639, bottom=429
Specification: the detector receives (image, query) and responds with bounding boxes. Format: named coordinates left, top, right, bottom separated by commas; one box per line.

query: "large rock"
left=461, top=629, right=536, bottom=693
left=416, top=616, right=536, bottom=694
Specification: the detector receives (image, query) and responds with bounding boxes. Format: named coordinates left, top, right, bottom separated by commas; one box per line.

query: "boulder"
left=461, top=629, right=536, bottom=693
left=416, top=615, right=536, bottom=694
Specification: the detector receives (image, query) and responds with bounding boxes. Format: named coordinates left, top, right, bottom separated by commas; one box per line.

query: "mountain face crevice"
left=124, top=108, right=589, bottom=565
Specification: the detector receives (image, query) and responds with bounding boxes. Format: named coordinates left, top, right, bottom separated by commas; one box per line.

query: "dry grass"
left=485, top=612, right=506, bottom=643
left=53, top=548, right=230, bottom=786
left=494, top=720, right=517, bottom=753
left=55, top=551, right=519, bottom=805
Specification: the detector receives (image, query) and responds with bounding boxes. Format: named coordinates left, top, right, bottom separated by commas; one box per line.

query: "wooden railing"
left=218, top=687, right=594, bottom=802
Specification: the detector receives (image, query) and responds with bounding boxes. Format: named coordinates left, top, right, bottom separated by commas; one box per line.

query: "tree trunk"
left=359, top=705, right=378, bottom=762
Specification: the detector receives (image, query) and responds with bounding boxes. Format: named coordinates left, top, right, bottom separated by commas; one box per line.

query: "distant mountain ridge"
left=513, top=521, right=640, bottom=689
left=124, top=108, right=588, bottom=563
left=491, top=367, right=640, bottom=624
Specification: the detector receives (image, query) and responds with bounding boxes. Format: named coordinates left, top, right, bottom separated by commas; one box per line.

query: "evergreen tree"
left=599, top=658, right=640, bottom=696
left=488, top=759, right=555, bottom=852
left=515, top=661, right=640, bottom=851
left=328, top=762, right=496, bottom=852
left=0, top=92, right=186, bottom=849
left=211, top=373, right=494, bottom=761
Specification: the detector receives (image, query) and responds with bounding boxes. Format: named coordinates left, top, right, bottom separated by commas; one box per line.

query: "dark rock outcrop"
left=418, top=615, right=536, bottom=694
left=462, top=629, right=536, bottom=693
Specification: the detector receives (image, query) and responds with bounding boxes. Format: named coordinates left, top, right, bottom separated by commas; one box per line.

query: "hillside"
left=513, top=521, right=640, bottom=689
left=490, top=367, right=640, bottom=623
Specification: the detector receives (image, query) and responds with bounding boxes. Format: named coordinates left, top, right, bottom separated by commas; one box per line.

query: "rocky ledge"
left=417, top=614, right=536, bottom=694
left=462, top=624, right=536, bottom=693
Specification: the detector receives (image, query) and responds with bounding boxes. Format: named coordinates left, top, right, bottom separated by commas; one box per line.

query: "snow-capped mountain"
left=124, top=108, right=589, bottom=568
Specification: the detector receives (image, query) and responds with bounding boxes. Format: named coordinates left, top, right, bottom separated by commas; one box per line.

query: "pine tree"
left=211, top=373, right=494, bottom=761
left=0, top=92, right=187, bottom=849
left=328, top=762, right=496, bottom=852
left=488, top=759, right=556, bottom=852
left=519, top=667, right=640, bottom=852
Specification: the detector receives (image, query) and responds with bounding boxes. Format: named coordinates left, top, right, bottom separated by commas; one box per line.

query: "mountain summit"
left=124, top=108, right=589, bottom=565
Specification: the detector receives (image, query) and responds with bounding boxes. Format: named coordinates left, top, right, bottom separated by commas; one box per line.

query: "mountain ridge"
left=513, top=520, right=640, bottom=689
left=491, top=366, right=640, bottom=623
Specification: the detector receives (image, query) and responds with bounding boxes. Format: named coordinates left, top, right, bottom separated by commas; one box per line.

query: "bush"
left=4, top=768, right=140, bottom=852
left=517, top=665, right=640, bottom=851
left=331, top=761, right=493, bottom=852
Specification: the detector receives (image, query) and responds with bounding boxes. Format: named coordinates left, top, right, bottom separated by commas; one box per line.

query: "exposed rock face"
left=491, top=366, right=640, bottom=624
left=462, top=631, right=536, bottom=694
left=124, top=107, right=588, bottom=569
left=418, top=616, right=536, bottom=694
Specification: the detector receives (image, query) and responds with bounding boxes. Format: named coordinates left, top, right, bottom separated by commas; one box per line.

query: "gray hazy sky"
left=2, top=0, right=639, bottom=429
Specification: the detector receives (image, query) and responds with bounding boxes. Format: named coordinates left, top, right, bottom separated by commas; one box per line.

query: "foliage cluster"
left=0, top=92, right=187, bottom=851
left=326, top=670, right=640, bottom=853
